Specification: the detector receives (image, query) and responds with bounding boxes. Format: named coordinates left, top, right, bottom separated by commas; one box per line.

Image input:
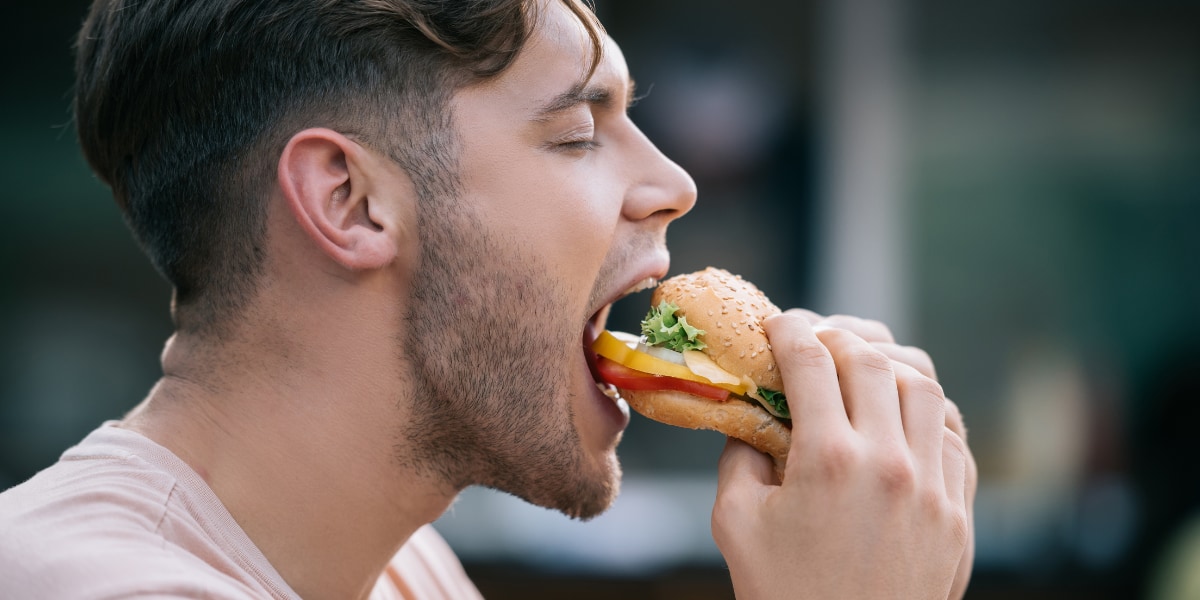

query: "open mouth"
left=583, top=276, right=659, bottom=396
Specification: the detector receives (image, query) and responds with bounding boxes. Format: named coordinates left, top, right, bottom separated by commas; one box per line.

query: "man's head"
left=77, top=0, right=696, bottom=520
left=74, top=0, right=600, bottom=334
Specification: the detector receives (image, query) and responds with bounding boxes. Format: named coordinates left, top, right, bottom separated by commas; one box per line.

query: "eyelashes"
left=556, top=139, right=600, bottom=152
left=547, top=123, right=599, bottom=153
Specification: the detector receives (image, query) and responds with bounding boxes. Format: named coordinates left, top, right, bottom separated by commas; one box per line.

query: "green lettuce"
left=758, top=388, right=790, bottom=419
left=641, top=301, right=707, bottom=352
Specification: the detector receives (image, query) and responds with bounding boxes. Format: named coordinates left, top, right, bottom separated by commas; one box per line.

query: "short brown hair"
left=74, top=0, right=603, bottom=333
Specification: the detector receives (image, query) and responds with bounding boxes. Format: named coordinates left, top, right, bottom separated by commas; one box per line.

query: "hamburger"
left=591, top=267, right=791, bottom=475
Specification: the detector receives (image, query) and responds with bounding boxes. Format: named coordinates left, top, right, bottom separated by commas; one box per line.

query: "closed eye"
left=558, top=139, right=600, bottom=152
left=546, top=123, right=599, bottom=153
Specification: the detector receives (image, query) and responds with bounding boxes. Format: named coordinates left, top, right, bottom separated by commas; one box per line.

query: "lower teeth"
left=596, top=383, right=631, bottom=417
left=596, top=382, right=621, bottom=400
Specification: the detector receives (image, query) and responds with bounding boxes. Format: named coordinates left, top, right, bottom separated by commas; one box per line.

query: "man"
left=0, top=0, right=976, bottom=598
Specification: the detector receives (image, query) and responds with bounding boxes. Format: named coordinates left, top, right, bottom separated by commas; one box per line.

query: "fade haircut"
left=74, top=0, right=603, bottom=334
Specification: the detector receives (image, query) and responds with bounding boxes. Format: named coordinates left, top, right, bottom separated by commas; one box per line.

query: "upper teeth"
left=624, top=277, right=659, bottom=297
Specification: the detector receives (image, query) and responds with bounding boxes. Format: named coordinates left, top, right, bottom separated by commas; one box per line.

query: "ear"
left=277, top=128, right=407, bottom=271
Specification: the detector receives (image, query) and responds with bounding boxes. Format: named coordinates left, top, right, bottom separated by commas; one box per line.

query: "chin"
left=546, top=368, right=626, bottom=520
left=559, top=450, right=623, bottom=521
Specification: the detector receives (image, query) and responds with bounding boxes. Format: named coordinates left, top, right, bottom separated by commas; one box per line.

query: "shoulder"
left=0, top=534, right=258, bottom=599
left=1, top=437, right=179, bottom=543
left=0, top=436, right=265, bottom=599
left=1, top=485, right=250, bottom=598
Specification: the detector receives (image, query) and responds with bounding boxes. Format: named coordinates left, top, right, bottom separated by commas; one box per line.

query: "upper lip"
left=590, top=251, right=671, bottom=321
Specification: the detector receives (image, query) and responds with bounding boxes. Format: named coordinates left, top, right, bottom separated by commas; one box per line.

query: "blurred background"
left=3, top=0, right=1199, bottom=598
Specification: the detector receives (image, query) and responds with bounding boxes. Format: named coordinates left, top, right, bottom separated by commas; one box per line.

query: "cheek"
left=544, top=166, right=621, bottom=246
left=458, top=137, right=623, bottom=295
left=502, top=171, right=620, bottom=286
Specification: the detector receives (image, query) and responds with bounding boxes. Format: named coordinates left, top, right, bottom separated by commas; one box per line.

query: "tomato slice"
left=595, top=357, right=730, bottom=402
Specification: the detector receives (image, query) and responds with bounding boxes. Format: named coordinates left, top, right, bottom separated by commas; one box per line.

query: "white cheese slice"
left=682, top=351, right=743, bottom=387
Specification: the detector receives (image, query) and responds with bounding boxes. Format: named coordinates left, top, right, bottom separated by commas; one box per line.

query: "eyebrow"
left=531, top=78, right=638, bottom=122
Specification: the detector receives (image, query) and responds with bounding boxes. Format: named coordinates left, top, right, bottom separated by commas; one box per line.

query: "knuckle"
left=710, top=498, right=734, bottom=541
left=810, top=438, right=861, bottom=481
left=905, top=345, right=937, bottom=377
left=900, top=369, right=946, bottom=403
left=851, top=347, right=895, bottom=375
left=710, top=488, right=746, bottom=543
left=966, top=447, right=979, bottom=487
left=944, top=396, right=962, bottom=419
left=823, top=328, right=893, bottom=374
left=876, top=453, right=917, bottom=494
left=919, top=487, right=945, bottom=517
left=948, top=503, right=971, bottom=549
left=863, top=318, right=896, bottom=343
left=821, top=314, right=895, bottom=343
left=943, top=427, right=968, bottom=457
left=944, top=398, right=968, bottom=440
left=917, top=487, right=969, bottom=549
left=779, top=336, right=834, bottom=370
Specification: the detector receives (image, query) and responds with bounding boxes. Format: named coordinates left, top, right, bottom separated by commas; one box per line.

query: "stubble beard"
left=398, top=196, right=620, bottom=520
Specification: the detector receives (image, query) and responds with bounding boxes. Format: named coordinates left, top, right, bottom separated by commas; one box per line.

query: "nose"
left=621, top=127, right=698, bottom=223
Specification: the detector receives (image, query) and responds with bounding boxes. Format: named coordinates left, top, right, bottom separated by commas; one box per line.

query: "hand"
left=711, top=310, right=974, bottom=600
left=812, top=314, right=977, bottom=599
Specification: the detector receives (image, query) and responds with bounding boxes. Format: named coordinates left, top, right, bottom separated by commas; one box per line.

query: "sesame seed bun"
left=619, top=268, right=790, bottom=478
left=622, top=388, right=790, bottom=477
left=651, top=267, right=784, bottom=393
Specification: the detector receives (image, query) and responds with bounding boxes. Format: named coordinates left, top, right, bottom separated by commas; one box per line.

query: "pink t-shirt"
left=0, top=424, right=483, bottom=599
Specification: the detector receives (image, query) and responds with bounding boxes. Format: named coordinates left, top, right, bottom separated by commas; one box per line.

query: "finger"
left=944, top=397, right=967, bottom=442
left=763, top=313, right=851, bottom=444
left=713, top=438, right=773, bottom=547
left=943, top=396, right=977, bottom=518
left=814, top=326, right=903, bottom=439
left=716, top=437, right=776, bottom=489
left=946, top=397, right=978, bottom=514
left=950, top=436, right=979, bottom=600
left=873, top=342, right=937, bottom=380
left=942, top=425, right=970, bottom=600
left=781, top=307, right=823, bottom=324
left=818, top=314, right=896, bottom=344
left=943, top=398, right=975, bottom=600
left=942, top=427, right=968, bottom=510
left=894, top=361, right=946, bottom=474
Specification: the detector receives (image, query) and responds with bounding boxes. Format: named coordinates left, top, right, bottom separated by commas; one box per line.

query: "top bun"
left=652, top=267, right=783, bottom=393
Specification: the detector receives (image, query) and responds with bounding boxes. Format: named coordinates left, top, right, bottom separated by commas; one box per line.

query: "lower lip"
left=583, top=322, right=631, bottom=433
left=589, top=371, right=631, bottom=432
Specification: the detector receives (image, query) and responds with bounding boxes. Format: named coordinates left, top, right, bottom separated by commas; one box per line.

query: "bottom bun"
left=622, top=388, right=791, bottom=477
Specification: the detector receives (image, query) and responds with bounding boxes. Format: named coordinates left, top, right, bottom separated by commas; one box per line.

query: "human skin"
left=713, top=311, right=976, bottom=600
left=121, top=1, right=695, bottom=598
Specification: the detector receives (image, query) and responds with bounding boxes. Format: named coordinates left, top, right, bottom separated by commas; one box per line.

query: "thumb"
left=717, top=437, right=776, bottom=489
left=713, top=438, right=772, bottom=552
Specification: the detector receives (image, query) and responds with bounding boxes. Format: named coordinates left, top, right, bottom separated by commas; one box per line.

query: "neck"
left=124, top=314, right=457, bottom=600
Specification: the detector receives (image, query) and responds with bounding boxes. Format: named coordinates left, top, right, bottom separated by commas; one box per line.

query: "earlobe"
left=277, top=128, right=400, bottom=271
